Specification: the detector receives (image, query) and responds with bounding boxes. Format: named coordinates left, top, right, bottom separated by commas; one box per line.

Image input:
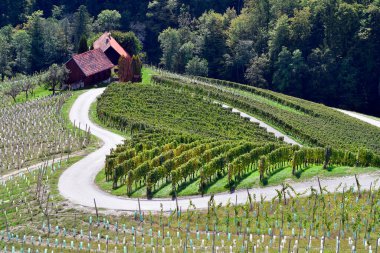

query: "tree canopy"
left=0, top=0, right=379, bottom=116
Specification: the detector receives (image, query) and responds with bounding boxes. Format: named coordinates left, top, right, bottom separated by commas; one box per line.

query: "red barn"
left=65, top=49, right=114, bottom=87
left=93, top=32, right=131, bottom=65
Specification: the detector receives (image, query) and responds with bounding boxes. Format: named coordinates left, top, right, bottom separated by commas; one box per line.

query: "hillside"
left=152, top=72, right=380, bottom=154
left=0, top=69, right=379, bottom=252
left=0, top=0, right=380, bottom=252
left=92, top=70, right=380, bottom=199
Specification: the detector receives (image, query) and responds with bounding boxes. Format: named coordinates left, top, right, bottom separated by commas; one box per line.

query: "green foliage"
left=111, top=31, right=142, bottom=56
left=72, top=5, right=92, bottom=49
left=98, top=82, right=280, bottom=196
left=131, top=55, right=143, bottom=82
left=77, top=35, right=88, bottom=54
left=94, top=9, right=121, bottom=32
left=2, top=0, right=380, bottom=116
left=97, top=83, right=277, bottom=141
left=158, top=28, right=181, bottom=71
left=152, top=74, right=380, bottom=154
left=43, top=64, right=69, bottom=95
left=185, top=57, right=208, bottom=77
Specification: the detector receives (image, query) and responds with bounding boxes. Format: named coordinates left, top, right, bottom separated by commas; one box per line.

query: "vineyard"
left=150, top=70, right=380, bottom=154
left=95, top=82, right=380, bottom=199
left=1, top=158, right=380, bottom=252
left=0, top=93, right=91, bottom=175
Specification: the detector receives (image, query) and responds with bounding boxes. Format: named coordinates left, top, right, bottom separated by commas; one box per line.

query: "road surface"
left=337, top=109, right=380, bottom=128
left=58, top=88, right=379, bottom=211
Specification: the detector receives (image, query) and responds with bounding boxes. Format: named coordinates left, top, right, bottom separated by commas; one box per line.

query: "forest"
left=0, top=0, right=379, bottom=116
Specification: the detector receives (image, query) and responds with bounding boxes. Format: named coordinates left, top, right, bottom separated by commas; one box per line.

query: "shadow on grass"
left=128, top=183, right=146, bottom=197
left=229, top=169, right=258, bottom=192
left=176, top=177, right=200, bottom=196
left=151, top=180, right=172, bottom=197
left=262, top=166, right=287, bottom=186
left=294, top=165, right=334, bottom=178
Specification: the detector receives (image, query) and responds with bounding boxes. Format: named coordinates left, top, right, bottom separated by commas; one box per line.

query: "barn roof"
left=93, top=32, right=130, bottom=58
left=72, top=49, right=114, bottom=77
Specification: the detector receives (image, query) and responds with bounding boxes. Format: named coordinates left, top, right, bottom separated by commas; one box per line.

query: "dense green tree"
left=51, top=5, right=65, bottom=19
left=245, top=54, right=270, bottom=88
left=95, top=10, right=121, bottom=32
left=11, top=30, right=31, bottom=74
left=131, top=55, right=143, bottom=82
left=43, top=18, right=70, bottom=66
left=158, top=27, right=181, bottom=71
left=72, top=5, right=92, bottom=50
left=197, top=11, right=228, bottom=78
left=0, top=35, right=13, bottom=81
left=289, top=7, right=312, bottom=53
left=306, top=47, right=336, bottom=102
left=78, top=36, right=88, bottom=54
left=111, top=31, right=143, bottom=56
left=146, top=0, right=179, bottom=63
left=273, top=48, right=306, bottom=96
left=28, top=11, right=45, bottom=72
left=178, top=42, right=196, bottom=72
left=270, top=0, right=301, bottom=18
left=185, top=57, right=208, bottom=76
left=268, top=15, right=290, bottom=61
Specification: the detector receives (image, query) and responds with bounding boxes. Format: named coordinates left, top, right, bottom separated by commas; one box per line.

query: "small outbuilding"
left=93, top=32, right=131, bottom=65
left=65, top=48, right=114, bottom=87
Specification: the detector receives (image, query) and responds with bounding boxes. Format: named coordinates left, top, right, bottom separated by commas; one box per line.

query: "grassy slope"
left=162, top=75, right=380, bottom=153
left=93, top=67, right=379, bottom=198
left=88, top=67, right=156, bottom=139
left=15, top=85, right=54, bottom=103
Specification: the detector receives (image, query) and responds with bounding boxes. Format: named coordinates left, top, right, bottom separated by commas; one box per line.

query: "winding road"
left=337, top=109, right=380, bottom=128
left=58, top=88, right=380, bottom=211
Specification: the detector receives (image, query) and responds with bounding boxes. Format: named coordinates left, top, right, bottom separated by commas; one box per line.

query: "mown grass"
left=15, top=85, right=54, bottom=103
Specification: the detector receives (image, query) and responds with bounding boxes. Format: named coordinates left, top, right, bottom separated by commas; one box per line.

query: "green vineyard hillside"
left=95, top=76, right=380, bottom=198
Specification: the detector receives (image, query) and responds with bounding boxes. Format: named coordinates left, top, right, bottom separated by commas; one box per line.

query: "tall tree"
left=78, top=35, right=88, bottom=54
left=95, top=10, right=121, bottom=32
left=273, top=47, right=306, bottom=97
left=4, top=82, right=22, bottom=102
left=0, top=35, right=12, bottom=81
left=185, top=56, right=208, bottom=76
left=72, top=5, right=92, bottom=50
left=268, top=14, right=290, bottom=61
left=111, top=31, right=143, bottom=56
left=28, top=11, right=45, bottom=72
left=197, top=11, right=228, bottom=78
left=11, top=30, right=31, bottom=74
left=158, top=27, right=181, bottom=71
left=245, top=54, right=270, bottom=88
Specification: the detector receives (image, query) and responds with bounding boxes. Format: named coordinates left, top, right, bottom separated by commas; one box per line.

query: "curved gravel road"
left=337, top=109, right=380, bottom=128
left=58, top=88, right=379, bottom=211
